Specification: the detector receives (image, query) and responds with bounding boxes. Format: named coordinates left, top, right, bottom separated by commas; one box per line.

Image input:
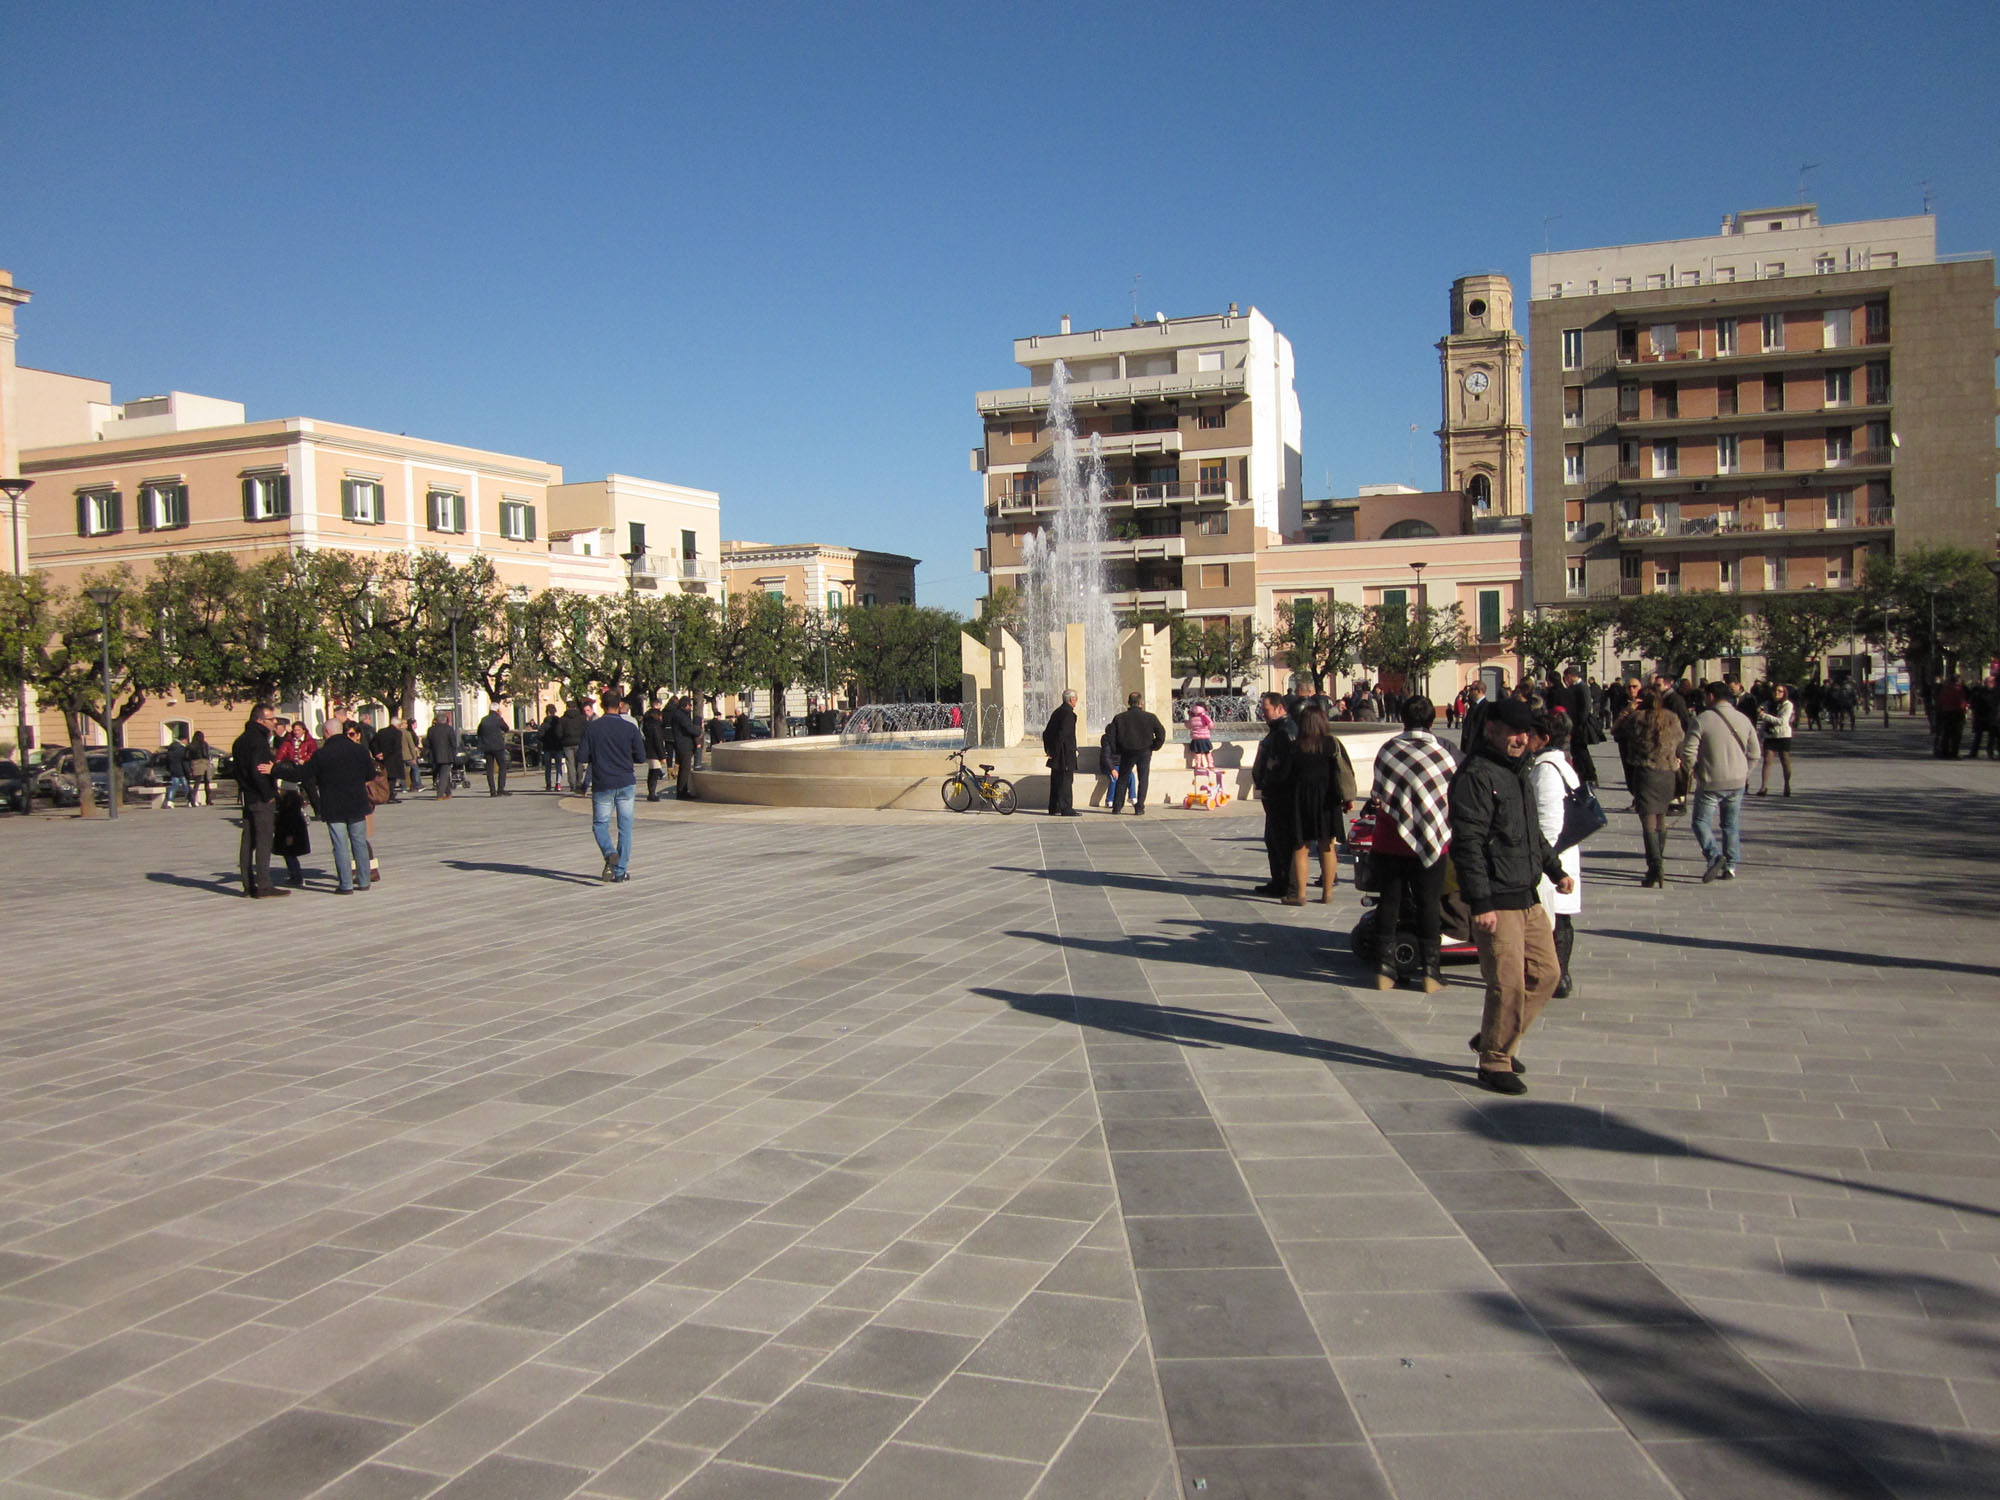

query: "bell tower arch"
left=1437, top=273, right=1527, bottom=517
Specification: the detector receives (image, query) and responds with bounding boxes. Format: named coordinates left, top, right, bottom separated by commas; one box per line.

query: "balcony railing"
left=678, top=556, right=720, bottom=583
left=1109, top=479, right=1231, bottom=506
left=1617, top=507, right=1895, bottom=541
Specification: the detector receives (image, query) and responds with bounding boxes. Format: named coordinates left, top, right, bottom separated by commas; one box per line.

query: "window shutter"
left=137, top=489, right=154, bottom=533
left=523, top=505, right=536, bottom=542
left=453, top=494, right=465, bottom=533
left=107, top=491, right=123, bottom=533
left=76, top=492, right=90, bottom=537
left=274, top=475, right=291, bottom=518
left=242, top=477, right=256, bottom=521
left=341, top=481, right=356, bottom=522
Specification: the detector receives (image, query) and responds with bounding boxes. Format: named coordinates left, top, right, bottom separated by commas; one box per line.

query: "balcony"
left=1090, top=429, right=1184, bottom=460
left=1828, top=447, right=1892, bottom=470
left=1111, top=479, right=1232, bottom=508
left=677, top=556, right=720, bottom=584
left=976, top=367, right=1247, bottom=416
left=1107, top=588, right=1189, bottom=614
left=1616, top=507, right=1894, bottom=543
left=1100, top=536, right=1187, bottom=562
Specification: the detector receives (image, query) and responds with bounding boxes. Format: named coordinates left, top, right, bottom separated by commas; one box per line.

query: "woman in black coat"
left=1285, top=704, right=1357, bottom=905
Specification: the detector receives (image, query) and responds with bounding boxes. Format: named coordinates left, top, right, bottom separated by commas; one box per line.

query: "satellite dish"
left=1155, top=311, right=1166, bottom=325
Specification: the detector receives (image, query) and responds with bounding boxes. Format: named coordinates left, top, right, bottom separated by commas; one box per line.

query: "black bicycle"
left=940, top=747, right=1017, bottom=814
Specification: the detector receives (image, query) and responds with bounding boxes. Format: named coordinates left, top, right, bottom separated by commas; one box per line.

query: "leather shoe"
left=1475, top=1068, right=1528, bottom=1095
left=1468, top=1036, right=1525, bottom=1074
left=256, top=886, right=291, bottom=899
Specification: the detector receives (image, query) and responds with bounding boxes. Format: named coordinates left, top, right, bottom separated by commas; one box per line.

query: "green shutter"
left=106, top=491, right=122, bottom=533
left=524, top=505, right=536, bottom=542
left=242, top=477, right=257, bottom=520
left=274, top=475, right=291, bottom=518
left=341, top=480, right=356, bottom=522
left=76, top=492, right=90, bottom=536
left=137, top=487, right=155, bottom=533
left=454, top=494, right=465, bottom=533
left=1479, top=591, right=1501, bottom=642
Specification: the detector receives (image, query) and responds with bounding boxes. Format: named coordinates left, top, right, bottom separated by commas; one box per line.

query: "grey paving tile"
left=1156, top=1356, right=1362, bottom=1445
left=128, top=1408, right=404, bottom=1500
left=809, top=1324, right=976, bottom=1399
left=471, top=1252, right=668, bottom=1335
left=1106, top=1152, right=1256, bottom=1217
left=715, top=1381, right=916, bottom=1480
left=586, top=1323, right=765, bottom=1408
left=1136, top=1268, right=1323, bottom=1360
left=315, top=1320, right=550, bottom=1423
left=588, top=1440, right=706, bottom=1500
left=664, top=1460, right=837, bottom=1499
left=961, top=1293, right=1145, bottom=1390
left=837, top=1441, right=1041, bottom=1500
left=1173, top=1443, right=1392, bottom=1500
left=1374, top=1431, right=1681, bottom=1500
left=1337, top=1352, right=1622, bottom=1435
left=1125, top=1215, right=1282, bottom=1270
left=895, top=1374, right=1095, bottom=1462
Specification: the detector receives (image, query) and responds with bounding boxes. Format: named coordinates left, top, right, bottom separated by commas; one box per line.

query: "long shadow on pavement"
left=1592, top=927, right=2000, bottom=981
left=442, top=860, right=605, bottom=886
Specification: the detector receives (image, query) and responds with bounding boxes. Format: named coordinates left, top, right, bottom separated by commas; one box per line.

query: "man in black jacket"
left=641, top=698, right=668, bottom=800
left=665, top=695, right=700, bottom=800
left=230, top=703, right=287, bottom=899
left=424, top=714, right=458, bottom=799
left=1108, top=692, right=1167, bottom=814
left=1041, top=689, right=1079, bottom=817
left=539, top=705, right=564, bottom=790
left=307, top=721, right=377, bottom=892
left=1251, top=692, right=1297, bottom=895
left=1458, top=679, right=1491, bottom=755
left=477, top=703, right=510, bottom=796
left=371, top=721, right=405, bottom=803
left=559, top=700, right=587, bottom=794
left=1449, top=697, right=1572, bottom=1093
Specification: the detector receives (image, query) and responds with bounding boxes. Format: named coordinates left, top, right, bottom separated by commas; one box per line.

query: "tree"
left=1363, top=602, right=1469, bottom=695
left=522, top=588, right=612, bottom=704
left=1755, top=594, right=1854, bottom=686
left=147, top=549, right=344, bottom=710
left=1504, top=606, right=1606, bottom=681
left=728, top=591, right=813, bottom=735
left=1610, top=594, right=1747, bottom=681
left=839, top=604, right=963, bottom=702
left=1853, top=545, right=1997, bottom=709
left=965, top=586, right=1022, bottom=646
left=1271, top=597, right=1366, bottom=695
left=1169, top=617, right=1263, bottom=696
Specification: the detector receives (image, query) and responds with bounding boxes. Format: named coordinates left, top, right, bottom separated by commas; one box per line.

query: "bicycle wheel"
left=941, top=774, right=974, bottom=813
left=990, top=779, right=1018, bottom=815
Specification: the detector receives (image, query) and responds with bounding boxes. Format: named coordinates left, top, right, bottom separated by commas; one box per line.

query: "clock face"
left=1464, top=370, right=1490, bottom=396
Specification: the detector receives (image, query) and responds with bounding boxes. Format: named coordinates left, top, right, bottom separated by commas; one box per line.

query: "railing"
left=1621, top=578, right=1642, bottom=597
left=1109, top=479, right=1231, bottom=505
left=678, top=556, right=720, bottom=582
left=1618, top=507, right=1895, bottom=540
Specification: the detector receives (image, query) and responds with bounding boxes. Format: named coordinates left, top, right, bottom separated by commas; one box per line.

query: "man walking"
left=230, top=703, right=288, bottom=899
left=163, top=734, right=191, bottom=809
left=582, top=688, right=647, bottom=881
left=560, top=698, right=588, bottom=795
left=539, top=705, right=564, bottom=790
left=1935, top=674, right=1969, bottom=760
left=400, top=718, right=423, bottom=793
left=666, top=694, right=700, bottom=800
left=307, top=720, right=377, bottom=893
left=372, top=720, right=406, bottom=803
left=1457, top=678, right=1491, bottom=755
left=1042, top=689, right=1079, bottom=816
left=1251, top=692, right=1298, bottom=895
left=477, top=701, right=510, bottom=796
left=1556, top=666, right=1600, bottom=787
left=1107, top=691, right=1167, bottom=814
left=1450, top=698, right=1571, bottom=1093
left=642, top=697, right=668, bottom=801
left=1683, top=681, right=1759, bottom=882
left=424, top=714, right=458, bottom=799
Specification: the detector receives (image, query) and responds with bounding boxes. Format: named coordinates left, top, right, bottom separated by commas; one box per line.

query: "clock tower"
left=1436, top=273, right=1527, bottom=518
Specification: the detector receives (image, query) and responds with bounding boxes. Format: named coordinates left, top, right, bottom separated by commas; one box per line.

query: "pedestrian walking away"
left=1042, top=689, right=1079, bottom=816
left=1614, top=688, right=1684, bottom=888
left=1528, top=711, right=1583, bottom=1000
left=307, top=720, right=378, bottom=893
left=1107, top=692, right=1166, bottom=814
left=163, top=734, right=191, bottom=808
left=1756, top=683, right=1795, bottom=796
left=1683, top=681, right=1759, bottom=882
left=1449, top=697, right=1573, bottom=1093
left=560, top=698, right=588, bottom=794
left=581, top=688, right=648, bottom=881
left=371, top=721, right=406, bottom=803
left=400, top=720, right=423, bottom=793
left=187, top=730, right=213, bottom=806
left=1367, top=696, right=1456, bottom=992
left=1251, top=692, right=1298, bottom=896
left=230, top=703, right=288, bottom=899
left=478, top=702, right=510, bottom=795
left=424, top=714, right=457, bottom=799
left=642, top=697, right=668, bottom=801
left=1934, top=675, right=1969, bottom=760
left=665, top=695, right=700, bottom=799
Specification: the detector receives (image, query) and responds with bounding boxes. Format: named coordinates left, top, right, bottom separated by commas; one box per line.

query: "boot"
left=1422, top=957, right=1445, bottom=995
left=1375, top=962, right=1397, bottom=991
left=1282, top=847, right=1308, bottom=905
left=1641, top=825, right=1664, bottom=888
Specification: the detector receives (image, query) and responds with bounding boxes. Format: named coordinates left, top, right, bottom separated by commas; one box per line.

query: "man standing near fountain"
left=1252, top=692, right=1298, bottom=895
left=1042, top=689, right=1080, bottom=817
left=1107, top=692, right=1167, bottom=815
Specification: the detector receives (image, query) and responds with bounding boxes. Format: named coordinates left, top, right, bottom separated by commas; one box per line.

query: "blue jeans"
left=1109, top=750, right=1151, bottom=811
left=592, top=785, right=635, bottom=875
left=327, top=819, right=371, bottom=891
left=165, top=775, right=190, bottom=807
left=1691, top=786, right=1743, bottom=869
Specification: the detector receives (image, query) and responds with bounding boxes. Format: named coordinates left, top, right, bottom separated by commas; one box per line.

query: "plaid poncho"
left=1370, top=729, right=1457, bottom=868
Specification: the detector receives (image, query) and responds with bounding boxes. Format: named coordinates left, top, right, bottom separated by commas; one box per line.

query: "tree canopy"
left=1609, top=593, right=1747, bottom=681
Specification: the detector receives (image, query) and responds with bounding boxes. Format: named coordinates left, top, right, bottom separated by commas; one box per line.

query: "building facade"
left=546, top=474, right=722, bottom=597
left=720, top=541, right=917, bottom=612
left=1528, top=206, right=1998, bottom=612
left=974, top=306, right=1302, bottom=626
left=1437, top=274, right=1529, bottom=517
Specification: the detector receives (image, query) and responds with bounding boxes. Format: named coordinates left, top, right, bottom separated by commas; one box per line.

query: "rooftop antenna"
left=1129, top=273, right=1142, bottom=325
left=1798, top=162, right=1820, bottom=203
left=1919, top=179, right=1935, bottom=214
left=1408, top=423, right=1419, bottom=489
left=1542, top=214, right=1561, bottom=254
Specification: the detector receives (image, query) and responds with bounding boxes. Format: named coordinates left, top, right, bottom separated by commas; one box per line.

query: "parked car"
left=34, top=748, right=162, bottom=806
left=0, top=760, right=25, bottom=813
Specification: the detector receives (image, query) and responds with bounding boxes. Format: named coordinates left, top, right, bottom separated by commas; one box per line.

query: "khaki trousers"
left=1474, top=905, right=1560, bottom=1071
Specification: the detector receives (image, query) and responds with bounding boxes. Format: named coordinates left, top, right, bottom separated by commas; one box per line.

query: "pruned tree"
left=1272, top=597, right=1366, bottom=695
left=1363, top=602, right=1469, bottom=695
left=1504, top=605, right=1607, bottom=681
left=1169, top=617, right=1263, bottom=696
left=1755, top=594, right=1854, bottom=686
left=1610, top=593, right=1747, bottom=682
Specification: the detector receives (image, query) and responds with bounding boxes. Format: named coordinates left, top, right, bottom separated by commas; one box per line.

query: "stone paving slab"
left=0, top=720, right=1993, bottom=1499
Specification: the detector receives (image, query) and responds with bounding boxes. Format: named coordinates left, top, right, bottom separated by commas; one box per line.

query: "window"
left=1826, top=490, right=1854, bottom=527
left=1765, top=556, right=1787, bottom=591
left=1824, top=427, right=1853, bottom=467
left=1561, top=328, right=1584, bottom=370
left=1763, top=261, right=1786, bottom=279
left=1197, top=406, right=1226, bottom=429
left=1719, top=558, right=1736, bottom=591
left=1565, top=564, right=1585, bottom=597
left=1865, top=301, right=1889, bottom=342
left=1616, top=382, right=1639, bottom=419
left=826, top=589, right=843, bottom=609
left=1764, top=375, right=1785, bottom=413
left=1564, top=444, right=1585, bottom=484
left=1379, top=587, right=1408, bottom=620
left=1465, top=474, right=1491, bottom=510
left=1198, top=563, right=1229, bottom=590
left=1197, top=459, right=1227, bottom=496
left=1715, top=266, right=1736, bottom=283
left=1827, top=553, right=1850, bottom=588
left=1715, top=318, right=1737, bottom=356
left=681, top=529, right=698, bottom=559
left=1008, top=422, right=1034, bottom=446
left=242, top=472, right=290, bottom=522
left=498, top=499, right=536, bottom=542
left=1651, top=440, right=1678, bottom=477
left=340, top=478, right=384, bottom=524
left=1717, top=378, right=1738, bottom=415
left=426, top=489, right=466, bottom=534
left=1653, top=381, right=1678, bottom=419
left=1762, top=312, right=1785, bottom=351
left=1717, top=434, right=1740, bottom=474
left=1824, top=308, right=1852, bottom=348
left=1648, top=324, right=1676, bottom=357
left=1867, top=420, right=1889, bottom=456
left=627, top=522, right=646, bottom=556
left=1865, top=363, right=1889, bottom=405
left=1825, top=368, right=1852, bottom=407
left=1654, top=565, right=1678, bottom=592
left=137, top=481, right=188, bottom=532
left=76, top=488, right=122, bottom=537
left=1382, top=518, right=1441, bottom=538
left=1196, top=350, right=1223, bottom=372
left=1476, top=590, right=1501, bottom=643
left=862, top=592, right=879, bottom=606
left=1562, top=387, right=1584, bottom=427
left=1814, top=254, right=1837, bottom=275
left=1620, top=554, right=1642, bottom=580
left=1680, top=270, right=1702, bottom=287
left=1196, top=511, right=1229, bottom=536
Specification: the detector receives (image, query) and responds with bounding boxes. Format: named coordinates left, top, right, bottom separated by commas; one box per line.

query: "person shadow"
left=442, top=859, right=604, bottom=886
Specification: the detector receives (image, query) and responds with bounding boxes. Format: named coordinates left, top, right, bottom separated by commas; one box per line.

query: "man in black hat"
left=1449, top=696, right=1572, bottom=1094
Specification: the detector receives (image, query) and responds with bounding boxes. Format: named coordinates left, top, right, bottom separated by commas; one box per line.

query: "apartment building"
left=720, top=541, right=917, bottom=611
left=547, top=474, right=723, bottom=596
left=974, top=306, right=1302, bottom=626
left=1528, top=206, right=1998, bottom=609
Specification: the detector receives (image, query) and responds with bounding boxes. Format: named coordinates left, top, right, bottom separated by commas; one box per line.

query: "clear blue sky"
left=10, top=1, right=1997, bottom=616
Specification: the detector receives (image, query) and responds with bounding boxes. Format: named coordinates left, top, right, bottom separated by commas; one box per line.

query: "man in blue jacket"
left=580, top=688, right=648, bottom=882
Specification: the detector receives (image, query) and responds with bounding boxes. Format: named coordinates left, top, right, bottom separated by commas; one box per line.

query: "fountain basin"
left=692, top=727, right=1399, bottom=813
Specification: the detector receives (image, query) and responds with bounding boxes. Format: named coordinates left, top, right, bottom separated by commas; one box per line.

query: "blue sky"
left=10, top=1, right=1997, bottom=616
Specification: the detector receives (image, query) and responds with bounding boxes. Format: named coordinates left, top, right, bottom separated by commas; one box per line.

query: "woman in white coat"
left=1529, top=710, right=1583, bottom=1000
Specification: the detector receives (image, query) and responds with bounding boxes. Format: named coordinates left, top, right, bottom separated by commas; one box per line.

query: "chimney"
left=1228, top=302, right=1238, bottom=316
left=1059, top=313, right=1071, bottom=335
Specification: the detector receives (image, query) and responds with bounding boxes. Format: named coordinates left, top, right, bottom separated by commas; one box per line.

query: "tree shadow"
left=1591, top=927, right=2000, bottom=980
left=442, top=860, right=605, bottom=886
left=1466, top=1099, right=2000, bottom=1222
left=974, top=985, right=1463, bottom=1082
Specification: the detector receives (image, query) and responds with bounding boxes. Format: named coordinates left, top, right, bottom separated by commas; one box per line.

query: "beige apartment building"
left=721, top=541, right=917, bottom=611
left=974, top=306, right=1302, bottom=626
left=547, top=474, right=722, bottom=597
left=1528, top=206, right=1998, bottom=612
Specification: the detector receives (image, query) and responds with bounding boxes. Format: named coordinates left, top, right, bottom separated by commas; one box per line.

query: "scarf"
left=1372, top=729, right=1456, bottom=868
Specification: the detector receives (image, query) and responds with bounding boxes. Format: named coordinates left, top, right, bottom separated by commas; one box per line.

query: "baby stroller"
left=1346, top=797, right=1479, bottom=983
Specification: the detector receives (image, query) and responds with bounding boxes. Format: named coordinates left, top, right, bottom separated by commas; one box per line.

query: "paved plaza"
left=0, top=723, right=1995, bottom=1500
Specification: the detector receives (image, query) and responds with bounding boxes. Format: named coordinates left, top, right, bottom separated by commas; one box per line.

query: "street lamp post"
left=670, top=620, right=680, bottom=696
left=1408, top=561, right=1429, bottom=696
left=1987, top=562, right=2000, bottom=682
left=444, top=605, right=465, bottom=735
left=931, top=638, right=939, bottom=703
left=85, top=584, right=121, bottom=819
left=1924, top=582, right=1944, bottom=729
left=2, top=477, right=33, bottom=813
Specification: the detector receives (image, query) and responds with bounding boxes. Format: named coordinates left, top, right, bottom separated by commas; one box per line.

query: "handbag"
left=1555, top=780, right=1607, bottom=854
left=366, top=770, right=392, bottom=807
